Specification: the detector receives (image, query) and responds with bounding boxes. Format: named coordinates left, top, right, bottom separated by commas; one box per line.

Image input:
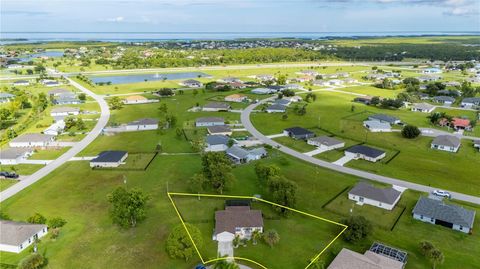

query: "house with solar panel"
left=412, top=197, right=475, bottom=234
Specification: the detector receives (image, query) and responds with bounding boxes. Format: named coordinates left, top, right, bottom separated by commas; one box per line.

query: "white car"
left=432, top=190, right=451, bottom=198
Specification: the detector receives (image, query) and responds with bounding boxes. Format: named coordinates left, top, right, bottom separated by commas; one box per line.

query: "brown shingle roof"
left=214, top=206, right=263, bottom=235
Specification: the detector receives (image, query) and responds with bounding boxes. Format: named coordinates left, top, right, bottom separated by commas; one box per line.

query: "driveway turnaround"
left=0, top=77, right=110, bottom=202
left=240, top=98, right=480, bottom=205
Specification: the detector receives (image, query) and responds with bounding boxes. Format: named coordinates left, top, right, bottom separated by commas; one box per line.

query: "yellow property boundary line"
left=167, top=192, right=348, bottom=269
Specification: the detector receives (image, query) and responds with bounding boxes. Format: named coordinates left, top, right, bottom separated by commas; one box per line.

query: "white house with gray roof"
left=433, top=96, right=455, bottom=105
left=266, top=104, right=287, bottom=113
left=13, top=80, right=30, bottom=86
left=0, top=147, right=34, bottom=165
left=363, top=120, right=392, bottom=132
left=345, top=145, right=386, bottom=162
left=202, top=102, right=231, bottom=112
left=307, top=136, right=344, bottom=151
left=431, top=135, right=461, bottom=153
left=50, top=106, right=80, bottom=117
left=0, top=220, right=48, bottom=253
left=226, top=145, right=267, bottom=164
left=9, top=133, right=55, bottom=148
left=0, top=93, right=15, bottom=103
left=411, top=103, right=435, bottom=113
left=461, top=97, right=480, bottom=108
left=195, top=117, right=225, bottom=127
left=205, top=135, right=230, bottom=152
left=368, top=114, right=401, bottom=125
left=412, top=197, right=475, bottom=234
left=349, top=182, right=402, bottom=210
left=126, top=118, right=158, bottom=131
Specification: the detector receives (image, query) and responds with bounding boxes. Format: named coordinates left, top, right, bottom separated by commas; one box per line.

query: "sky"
left=1, top=0, right=479, bottom=33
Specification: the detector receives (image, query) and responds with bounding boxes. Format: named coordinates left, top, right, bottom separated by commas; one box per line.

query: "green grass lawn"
left=273, top=136, right=317, bottom=153
left=29, top=148, right=71, bottom=160
left=251, top=91, right=480, bottom=195
left=0, top=179, right=18, bottom=191
left=120, top=153, right=157, bottom=170
left=0, top=164, right=45, bottom=175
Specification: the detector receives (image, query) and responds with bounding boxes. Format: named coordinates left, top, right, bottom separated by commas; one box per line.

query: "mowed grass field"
left=251, top=91, right=480, bottom=195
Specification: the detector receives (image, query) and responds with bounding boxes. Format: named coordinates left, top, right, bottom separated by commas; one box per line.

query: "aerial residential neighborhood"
left=0, top=1, right=479, bottom=269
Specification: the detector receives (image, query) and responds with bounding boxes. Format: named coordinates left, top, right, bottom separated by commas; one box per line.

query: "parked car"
left=432, top=189, right=451, bottom=198
left=0, top=171, right=19, bottom=179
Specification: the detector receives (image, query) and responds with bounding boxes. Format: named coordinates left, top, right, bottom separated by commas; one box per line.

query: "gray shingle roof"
left=203, top=102, right=231, bottom=109
left=0, top=147, right=33, bottom=159
left=308, top=136, right=343, bottom=147
left=0, top=93, right=15, bottom=99
left=413, top=197, right=475, bottom=228
left=206, top=135, right=229, bottom=145
left=284, top=127, right=315, bottom=136
left=364, top=120, right=391, bottom=130
left=91, top=151, right=127, bottom=163
left=226, top=146, right=249, bottom=159
left=461, top=97, right=480, bottom=104
left=433, top=96, right=455, bottom=102
left=11, top=133, right=55, bottom=143
left=431, top=135, right=461, bottom=148
left=215, top=206, right=263, bottom=235
left=51, top=107, right=80, bottom=113
left=346, top=145, right=385, bottom=158
left=349, top=182, right=401, bottom=205
left=0, top=220, right=47, bottom=246
left=127, top=118, right=158, bottom=126
left=274, top=99, right=290, bottom=106
left=266, top=104, right=286, bottom=111
left=48, top=88, right=71, bottom=95
left=413, top=103, right=435, bottom=110
left=196, top=117, right=224, bottom=124
left=368, top=114, right=400, bottom=124
left=207, top=125, right=231, bottom=134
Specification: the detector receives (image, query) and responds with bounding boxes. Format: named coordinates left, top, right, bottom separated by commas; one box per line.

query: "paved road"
left=420, top=128, right=479, bottom=141
left=241, top=97, right=480, bottom=205
left=0, top=77, right=110, bottom=203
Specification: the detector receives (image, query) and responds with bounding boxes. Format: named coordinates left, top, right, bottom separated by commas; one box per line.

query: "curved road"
left=241, top=97, right=480, bottom=205
left=0, top=77, right=110, bottom=202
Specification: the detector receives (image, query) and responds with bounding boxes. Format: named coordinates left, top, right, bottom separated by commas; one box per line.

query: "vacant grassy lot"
left=251, top=91, right=480, bottom=195
left=0, top=164, right=44, bottom=175
left=29, top=147, right=71, bottom=160
left=273, top=136, right=317, bottom=153
left=0, top=179, right=18, bottom=191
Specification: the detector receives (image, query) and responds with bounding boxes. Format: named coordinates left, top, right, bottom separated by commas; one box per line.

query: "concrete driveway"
left=304, top=147, right=329, bottom=156
left=332, top=155, right=354, bottom=166
left=217, top=240, right=234, bottom=258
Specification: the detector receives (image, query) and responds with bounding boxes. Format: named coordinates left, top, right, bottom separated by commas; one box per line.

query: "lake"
left=88, top=72, right=212, bottom=85
left=20, top=51, right=64, bottom=62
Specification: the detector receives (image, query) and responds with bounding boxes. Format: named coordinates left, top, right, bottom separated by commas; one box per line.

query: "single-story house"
left=226, top=145, right=267, bottom=164
left=307, top=136, right=344, bottom=151
left=180, top=79, right=203, bottom=88
left=282, top=95, right=302, bottom=103
left=202, top=102, right=231, bottom=112
left=283, top=127, right=315, bottom=140
left=53, top=95, right=82, bottom=105
left=284, top=84, right=302, bottom=90
left=90, top=151, right=128, bottom=168
left=327, top=247, right=405, bottom=269
left=207, top=125, right=232, bottom=136
left=451, top=118, right=472, bottom=131
left=254, top=74, right=274, bottom=81
left=345, top=145, right=386, bottom=163
left=431, top=135, right=461, bottom=153
left=0, top=220, right=48, bottom=253
left=205, top=135, right=230, bottom=152
left=48, top=88, right=71, bottom=97
left=195, top=117, right=225, bottom=127
left=418, top=75, right=442, bottom=82
left=265, top=104, right=287, bottom=113
left=344, top=78, right=358, bottom=84
left=9, top=133, right=55, bottom=148
left=422, top=67, right=442, bottom=74
left=213, top=205, right=263, bottom=241
left=413, top=196, right=475, bottom=234
left=417, top=93, right=430, bottom=100
left=348, top=182, right=402, bottom=210
left=313, top=80, right=330, bottom=87
left=432, top=96, right=455, bottom=105
left=328, top=79, right=344, bottom=86
left=437, top=89, right=461, bottom=97
left=368, top=114, right=401, bottom=125
left=13, top=80, right=30, bottom=86
left=0, top=147, right=34, bottom=165
left=0, top=93, right=15, bottom=103
left=363, top=120, right=392, bottom=132
left=353, top=96, right=374, bottom=105
left=44, top=120, right=66, bottom=136
left=227, top=82, right=248, bottom=89
left=224, top=94, right=248, bottom=103
left=297, top=76, right=315, bottom=82
left=42, top=80, right=61, bottom=87
left=296, top=70, right=318, bottom=76
left=460, top=97, right=480, bottom=108
left=274, top=98, right=291, bottom=106
left=251, top=88, right=276, bottom=95
left=218, top=77, right=242, bottom=83
left=126, top=118, right=158, bottom=131
left=50, top=106, right=80, bottom=117
left=411, top=103, right=435, bottom=113
left=123, top=95, right=149, bottom=104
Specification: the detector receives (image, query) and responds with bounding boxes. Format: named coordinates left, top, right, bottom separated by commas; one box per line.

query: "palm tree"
left=251, top=230, right=261, bottom=245
left=428, top=249, right=444, bottom=269
left=232, top=235, right=240, bottom=248
left=263, top=229, right=280, bottom=248
left=213, top=259, right=240, bottom=269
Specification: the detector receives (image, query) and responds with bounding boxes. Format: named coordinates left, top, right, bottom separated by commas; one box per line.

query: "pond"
left=19, top=51, right=64, bottom=62
left=88, top=72, right=212, bottom=85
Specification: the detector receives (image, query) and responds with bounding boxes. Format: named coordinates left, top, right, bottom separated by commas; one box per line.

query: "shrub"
left=401, top=125, right=421, bottom=139
left=48, top=217, right=67, bottom=228
left=17, top=253, right=46, bottom=269
left=27, top=213, right=47, bottom=224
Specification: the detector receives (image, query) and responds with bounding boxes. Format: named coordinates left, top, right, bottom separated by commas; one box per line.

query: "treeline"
left=333, top=44, right=480, bottom=61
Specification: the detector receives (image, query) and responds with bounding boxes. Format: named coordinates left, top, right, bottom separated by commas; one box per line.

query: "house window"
left=359, top=197, right=364, bottom=202
left=431, top=218, right=434, bottom=222
left=20, top=244, right=23, bottom=249
left=379, top=203, right=382, bottom=206
left=29, top=239, right=31, bottom=243
left=420, top=215, right=423, bottom=219
left=459, top=226, right=463, bottom=230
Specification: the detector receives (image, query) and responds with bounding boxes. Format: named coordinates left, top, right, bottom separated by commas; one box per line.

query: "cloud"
left=104, top=16, right=124, bottom=22
left=443, top=7, right=479, bottom=16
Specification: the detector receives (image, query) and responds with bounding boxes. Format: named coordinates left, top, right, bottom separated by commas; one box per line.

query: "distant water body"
left=1, top=31, right=479, bottom=44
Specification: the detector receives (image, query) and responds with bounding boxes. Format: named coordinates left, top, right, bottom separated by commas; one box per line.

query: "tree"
left=108, top=96, right=124, bottom=110
left=107, top=187, right=149, bottom=228
left=166, top=223, right=203, bottom=261
left=76, top=118, right=86, bottom=130
left=263, top=229, right=280, bottom=247
left=370, top=96, right=380, bottom=106
left=428, top=249, right=444, bottom=269
left=419, top=241, right=435, bottom=256
left=251, top=229, right=262, bottom=245
left=267, top=176, right=297, bottom=215
left=351, top=105, right=355, bottom=112
left=276, top=74, right=287, bottom=85
left=403, top=77, right=420, bottom=86
left=200, top=152, right=235, bottom=193
left=158, top=103, right=168, bottom=114
left=342, top=216, right=372, bottom=243
left=78, top=93, right=86, bottom=101
left=48, top=217, right=67, bottom=228
left=282, top=114, right=288, bottom=120
left=401, top=125, right=421, bottom=139
left=188, top=173, right=206, bottom=193
left=64, top=116, right=76, bottom=130
left=0, top=210, right=11, bottom=220
left=17, top=253, right=46, bottom=269
left=27, top=213, right=47, bottom=224
left=254, top=163, right=280, bottom=182
left=213, top=259, right=240, bottom=269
